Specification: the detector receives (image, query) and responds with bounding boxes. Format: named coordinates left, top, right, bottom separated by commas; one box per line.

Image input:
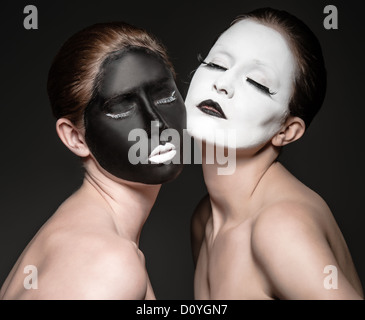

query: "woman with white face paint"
left=186, top=8, right=363, bottom=300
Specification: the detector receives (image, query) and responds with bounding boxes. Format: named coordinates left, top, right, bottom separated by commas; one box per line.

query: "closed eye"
left=197, top=54, right=227, bottom=71
left=105, top=103, right=135, bottom=119
left=105, top=109, right=134, bottom=119
left=155, top=90, right=176, bottom=105
left=103, top=93, right=137, bottom=119
left=246, top=77, right=276, bottom=96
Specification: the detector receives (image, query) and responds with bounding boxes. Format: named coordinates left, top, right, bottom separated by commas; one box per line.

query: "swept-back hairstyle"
left=47, top=21, right=175, bottom=126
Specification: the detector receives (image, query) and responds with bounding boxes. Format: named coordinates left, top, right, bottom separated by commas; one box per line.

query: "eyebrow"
left=252, top=59, right=278, bottom=75
left=209, top=47, right=278, bottom=75
left=101, top=77, right=172, bottom=107
left=102, top=92, right=136, bottom=108
left=146, top=77, right=173, bottom=91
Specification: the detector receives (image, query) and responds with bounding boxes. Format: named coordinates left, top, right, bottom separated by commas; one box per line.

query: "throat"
left=202, top=161, right=279, bottom=223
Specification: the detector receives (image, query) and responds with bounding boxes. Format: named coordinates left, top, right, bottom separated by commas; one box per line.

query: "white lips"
left=148, top=143, right=177, bottom=164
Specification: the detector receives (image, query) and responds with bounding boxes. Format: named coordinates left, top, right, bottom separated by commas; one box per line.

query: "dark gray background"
left=0, top=0, right=363, bottom=299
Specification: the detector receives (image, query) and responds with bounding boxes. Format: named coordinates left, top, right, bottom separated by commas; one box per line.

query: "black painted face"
left=84, top=48, right=186, bottom=184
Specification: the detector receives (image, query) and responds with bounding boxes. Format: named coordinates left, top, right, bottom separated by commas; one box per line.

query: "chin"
left=142, top=163, right=184, bottom=185
left=125, top=162, right=184, bottom=185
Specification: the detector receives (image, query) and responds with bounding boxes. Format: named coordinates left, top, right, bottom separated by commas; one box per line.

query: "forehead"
left=99, top=49, right=173, bottom=98
left=211, top=20, right=295, bottom=73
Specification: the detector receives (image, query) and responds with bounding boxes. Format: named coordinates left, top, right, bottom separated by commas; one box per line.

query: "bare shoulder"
left=26, top=229, right=148, bottom=299
left=251, top=197, right=363, bottom=299
left=252, top=163, right=337, bottom=253
left=191, top=194, right=211, bottom=265
left=252, top=199, right=327, bottom=254
left=254, top=190, right=328, bottom=230
left=2, top=189, right=151, bottom=300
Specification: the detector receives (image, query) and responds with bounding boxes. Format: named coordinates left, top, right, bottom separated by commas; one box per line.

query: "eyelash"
left=155, top=90, right=176, bottom=105
left=105, top=110, right=132, bottom=119
left=246, top=78, right=276, bottom=96
left=198, top=54, right=227, bottom=71
left=197, top=54, right=276, bottom=97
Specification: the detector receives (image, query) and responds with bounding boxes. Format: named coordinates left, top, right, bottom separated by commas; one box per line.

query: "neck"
left=82, top=160, right=161, bottom=245
left=201, top=142, right=279, bottom=224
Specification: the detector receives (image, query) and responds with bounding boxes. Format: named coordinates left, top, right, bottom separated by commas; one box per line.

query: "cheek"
left=187, top=70, right=210, bottom=100
left=233, top=93, right=287, bottom=126
left=169, top=100, right=187, bottom=128
left=86, top=115, right=132, bottom=157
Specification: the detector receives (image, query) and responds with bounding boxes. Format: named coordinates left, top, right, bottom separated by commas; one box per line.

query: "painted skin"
left=85, top=47, right=186, bottom=184
left=185, top=20, right=295, bottom=150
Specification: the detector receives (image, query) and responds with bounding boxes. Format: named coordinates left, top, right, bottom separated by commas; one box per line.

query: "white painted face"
left=185, top=19, right=297, bottom=150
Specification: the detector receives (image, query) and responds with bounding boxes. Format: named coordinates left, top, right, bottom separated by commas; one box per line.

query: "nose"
left=140, top=93, right=168, bottom=136
left=213, top=75, right=234, bottom=99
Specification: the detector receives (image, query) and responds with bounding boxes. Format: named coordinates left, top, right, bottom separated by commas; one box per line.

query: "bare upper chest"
left=195, top=221, right=272, bottom=299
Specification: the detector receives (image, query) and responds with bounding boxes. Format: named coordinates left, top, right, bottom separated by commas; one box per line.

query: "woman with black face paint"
left=0, top=22, right=186, bottom=299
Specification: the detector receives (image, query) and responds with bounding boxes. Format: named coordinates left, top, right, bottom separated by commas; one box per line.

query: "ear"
left=272, top=116, right=306, bottom=147
left=56, top=118, right=90, bottom=157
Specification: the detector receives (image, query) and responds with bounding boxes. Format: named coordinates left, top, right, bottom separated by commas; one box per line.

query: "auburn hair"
left=47, top=22, right=175, bottom=126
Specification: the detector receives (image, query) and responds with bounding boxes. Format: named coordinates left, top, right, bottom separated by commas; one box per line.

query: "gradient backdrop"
left=0, top=0, right=364, bottom=299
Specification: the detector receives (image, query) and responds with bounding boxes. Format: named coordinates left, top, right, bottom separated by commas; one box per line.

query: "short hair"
left=232, top=8, right=327, bottom=129
left=47, top=21, right=175, bottom=126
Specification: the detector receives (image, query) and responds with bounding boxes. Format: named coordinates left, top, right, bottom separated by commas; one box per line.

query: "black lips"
left=196, top=99, right=227, bottom=119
